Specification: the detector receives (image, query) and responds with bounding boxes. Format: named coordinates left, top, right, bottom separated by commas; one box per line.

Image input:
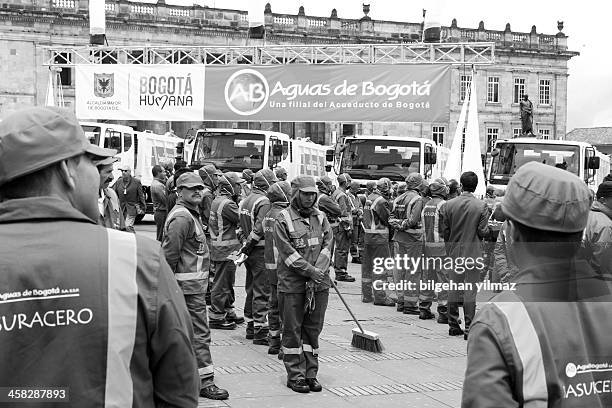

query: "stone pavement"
left=137, top=219, right=468, bottom=408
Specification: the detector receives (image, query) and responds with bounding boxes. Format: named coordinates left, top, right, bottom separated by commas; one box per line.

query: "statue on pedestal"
left=520, top=94, right=534, bottom=136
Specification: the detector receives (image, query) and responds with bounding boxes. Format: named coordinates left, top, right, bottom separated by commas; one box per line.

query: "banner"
left=205, top=64, right=450, bottom=122
left=75, top=65, right=205, bottom=120
left=75, top=64, right=449, bottom=122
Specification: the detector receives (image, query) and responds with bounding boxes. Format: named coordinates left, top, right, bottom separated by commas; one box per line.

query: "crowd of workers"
left=2, top=107, right=612, bottom=407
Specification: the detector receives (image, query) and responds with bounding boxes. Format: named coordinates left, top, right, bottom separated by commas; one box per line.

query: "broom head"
left=351, top=328, right=384, bottom=353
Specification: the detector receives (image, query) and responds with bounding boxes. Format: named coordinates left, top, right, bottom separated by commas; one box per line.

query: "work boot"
left=403, top=306, right=420, bottom=315
left=253, top=338, right=268, bottom=346
left=268, top=346, right=280, bottom=355
left=396, top=302, right=404, bottom=312
left=352, top=257, right=362, bottom=264
left=362, top=297, right=373, bottom=303
left=449, top=327, right=465, bottom=336
left=436, top=314, right=449, bottom=324
left=245, top=321, right=254, bottom=340
left=419, top=310, right=435, bottom=320
left=278, top=349, right=284, bottom=360
left=374, top=298, right=395, bottom=306
left=287, top=379, right=310, bottom=393
left=209, top=319, right=237, bottom=330
left=336, top=274, right=356, bottom=282
left=200, top=384, right=229, bottom=400
left=226, top=314, right=245, bottom=325
left=306, top=378, right=323, bottom=392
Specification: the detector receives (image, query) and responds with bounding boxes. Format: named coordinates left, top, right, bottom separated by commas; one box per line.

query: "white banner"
left=75, top=65, right=205, bottom=120
left=89, top=0, right=105, bottom=35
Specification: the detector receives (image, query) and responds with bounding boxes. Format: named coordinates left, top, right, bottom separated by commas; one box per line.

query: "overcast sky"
left=162, top=0, right=611, bottom=131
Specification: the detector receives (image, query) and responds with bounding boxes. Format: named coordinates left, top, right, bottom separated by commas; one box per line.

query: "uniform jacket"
left=463, top=259, right=612, bottom=407
left=439, top=192, right=490, bottom=260
left=209, top=193, right=240, bottom=261
left=493, top=220, right=520, bottom=283
left=99, top=187, right=125, bottom=230
left=0, top=197, right=199, bottom=407
left=275, top=206, right=334, bottom=293
left=150, top=178, right=168, bottom=212
left=363, top=192, right=391, bottom=245
left=389, top=189, right=424, bottom=243
left=581, top=201, right=612, bottom=275
left=331, top=187, right=352, bottom=229
left=113, top=176, right=146, bottom=217
left=347, top=191, right=363, bottom=224
left=263, top=187, right=290, bottom=282
left=162, top=200, right=210, bottom=295
left=421, top=196, right=446, bottom=256
left=198, top=186, right=214, bottom=235
left=316, top=192, right=342, bottom=226
left=239, top=188, right=270, bottom=250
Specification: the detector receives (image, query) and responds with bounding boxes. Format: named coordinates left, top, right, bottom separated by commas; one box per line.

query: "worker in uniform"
left=421, top=179, right=450, bottom=323
left=162, top=172, right=229, bottom=400
left=315, top=176, right=342, bottom=279
left=331, top=174, right=356, bottom=282
left=208, top=172, right=245, bottom=329
left=199, top=164, right=222, bottom=305
left=0, top=107, right=199, bottom=407
left=365, top=180, right=376, bottom=196
left=390, top=173, right=430, bottom=316
left=151, top=164, right=168, bottom=242
left=275, top=166, right=288, bottom=181
left=242, top=168, right=254, bottom=199
left=239, top=168, right=277, bottom=344
left=348, top=180, right=364, bottom=264
left=263, top=180, right=293, bottom=356
left=463, top=161, right=612, bottom=407
left=275, top=176, right=333, bottom=394
left=362, top=178, right=396, bottom=305
left=113, top=164, right=146, bottom=233
left=580, top=181, right=612, bottom=275
left=96, top=155, right=125, bottom=230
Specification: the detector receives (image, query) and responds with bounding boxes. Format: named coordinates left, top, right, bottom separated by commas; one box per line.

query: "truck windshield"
left=489, top=143, right=580, bottom=183
left=340, top=139, right=420, bottom=181
left=82, top=125, right=101, bottom=146
left=192, top=132, right=265, bottom=172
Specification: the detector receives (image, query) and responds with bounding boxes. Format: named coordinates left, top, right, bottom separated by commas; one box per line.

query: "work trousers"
left=423, top=253, right=448, bottom=316
left=244, top=247, right=270, bottom=340
left=267, top=281, right=282, bottom=351
left=153, top=210, right=167, bottom=242
left=395, top=241, right=432, bottom=312
left=209, top=260, right=236, bottom=321
left=333, top=226, right=351, bottom=276
left=362, top=241, right=393, bottom=303
left=279, top=291, right=329, bottom=381
left=124, top=214, right=136, bottom=233
left=448, top=268, right=479, bottom=334
left=350, top=222, right=364, bottom=260
left=184, top=293, right=214, bottom=387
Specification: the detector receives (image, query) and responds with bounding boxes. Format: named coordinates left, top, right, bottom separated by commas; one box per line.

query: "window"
left=487, top=76, right=500, bottom=103
left=54, top=53, right=72, bottom=86
left=105, top=130, right=122, bottom=151
left=513, top=128, right=522, bottom=138
left=538, top=127, right=552, bottom=140
left=539, top=79, right=551, bottom=105
left=486, top=128, right=499, bottom=152
left=432, top=126, right=445, bottom=146
left=123, top=133, right=132, bottom=151
left=513, top=77, right=526, bottom=103
left=460, top=75, right=472, bottom=102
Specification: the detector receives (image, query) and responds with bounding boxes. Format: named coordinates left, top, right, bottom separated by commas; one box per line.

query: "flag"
left=45, top=69, right=55, bottom=107
left=443, top=93, right=468, bottom=181
left=461, top=73, right=487, bottom=198
left=89, top=0, right=106, bottom=45
left=247, top=1, right=266, bottom=39
left=423, top=10, right=441, bottom=43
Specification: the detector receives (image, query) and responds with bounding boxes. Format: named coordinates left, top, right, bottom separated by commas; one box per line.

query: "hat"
left=0, top=107, right=116, bottom=186
left=350, top=180, right=361, bottom=190
left=94, top=156, right=119, bottom=167
left=253, top=169, right=277, bottom=190
left=337, top=173, right=351, bottom=185
left=319, top=175, right=333, bottom=186
left=291, top=176, right=318, bottom=193
left=502, top=162, right=590, bottom=233
left=429, top=180, right=448, bottom=197
left=176, top=172, right=204, bottom=189
left=405, top=173, right=424, bottom=190
left=242, top=169, right=254, bottom=183
left=200, top=164, right=222, bottom=177
left=220, top=171, right=245, bottom=186
left=596, top=181, right=612, bottom=199
left=117, top=163, right=132, bottom=172
left=376, top=177, right=392, bottom=192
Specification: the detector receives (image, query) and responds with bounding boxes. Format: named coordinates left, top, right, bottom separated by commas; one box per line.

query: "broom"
left=330, top=279, right=384, bottom=353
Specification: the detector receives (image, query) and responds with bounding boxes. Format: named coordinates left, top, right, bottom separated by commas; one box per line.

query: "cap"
left=242, top=169, right=254, bottom=183
left=502, top=162, right=590, bottom=233
left=349, top=180, right=361, bottom=190
left=337, top=173, right=351, bottom=185
left=200, top=164, right=222, bottom=178
left=319, top=175, right=333, bottom=186
left=0, top=107, right=116, bottom=186
left=596, top=181, right=612, bottom=199
left=429, top=180, right=448, bottom=197
left=405, top=173, right=424, bottom=190
left=274, top=166, right=287, bottom=177
left=376, top=177, right=392, bottom=192
left=220, top=171, right=245, bottom=186
left=292, top=176, right=318, bottom=193
left=176, top=172, right=204, bottom=189
left=94, top=156, right=119, bottom=167
left=117, top=164, right=132, bottom=172
left=253, top=169, right=277, bottom=190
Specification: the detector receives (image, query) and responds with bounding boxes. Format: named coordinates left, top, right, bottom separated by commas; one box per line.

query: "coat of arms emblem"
left=94, top=73, right=114, bottom=98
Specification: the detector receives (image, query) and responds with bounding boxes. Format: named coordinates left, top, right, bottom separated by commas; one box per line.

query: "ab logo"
left=224, top=69, right=269, bottom=116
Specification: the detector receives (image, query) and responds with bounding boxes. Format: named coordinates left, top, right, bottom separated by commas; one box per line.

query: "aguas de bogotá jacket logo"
left=94, top=73, right=114, bottom=98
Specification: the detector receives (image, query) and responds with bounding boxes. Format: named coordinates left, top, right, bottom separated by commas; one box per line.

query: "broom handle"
left=330, top=279, right=366, bottom=334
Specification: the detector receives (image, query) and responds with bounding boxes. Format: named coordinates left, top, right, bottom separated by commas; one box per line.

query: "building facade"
left=0, top=1, right=578, bottom=151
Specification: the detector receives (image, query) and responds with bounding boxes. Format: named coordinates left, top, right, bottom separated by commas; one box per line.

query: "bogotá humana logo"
left=224, top=69, right=269, bottom=116
left=94, top=73, right=114, bottom=98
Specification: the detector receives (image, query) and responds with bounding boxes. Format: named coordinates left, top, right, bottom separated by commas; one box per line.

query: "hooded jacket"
left=209, top=188, right=240, bottom=261
left=264, top=181, right=292, bottom=282
left=239, top=169, right=276, bottom=251
left=316, top=181, right=342, bottom=225
left=581, top=200, right=612, bottom=275
left=363, top=191, right=391, bottom=245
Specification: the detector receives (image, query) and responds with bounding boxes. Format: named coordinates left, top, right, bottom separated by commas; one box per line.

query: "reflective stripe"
left=273, top=247, right=279, bottom=264
left=492, top=302, right=548, bottom=407
left=269, top=329, right=280, bottom=336
left=250, top=196, right=267, bottom=228
left=316, top=211, right=325, bottom=227
left=166, top=206, right=203, bottom=236
left=212, top=239, right=241, bottom=247
left=280, top=209, right=294, bottom=232
left=176, top=272, right=207, bottom=280
left=265, top=263, right=277, bottom=269
left=303, top=344, right=319, bottom=356
left=364, top=196, right=389, bottom=234
left=362, top=278, right=373, bottom=283
left=105, top=229, right=138, bottom=408
left=330, top=222, right=340, bottom=227
left=282, top=346, right=303, bottom=355
left=254, top=322, right=269, bottom=328
left=215, top=198, right=228, bottom=245
left=245, top=317, right=254, bottom=322
left=320, top=248, right=331, bottom=259
left=308, top=237, right=320, bottom=246
left=248, top=230, right=262, bottom=241
left=284, top=251, right=301, bottom=267
left=198, top=365, right=214, bottom=376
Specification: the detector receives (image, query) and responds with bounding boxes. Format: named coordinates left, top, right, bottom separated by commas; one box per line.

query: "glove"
left=305, top=281, right=316, bottom=314
left=311, top=268, right=325, bottom=284
left=389, top=219, right=402, bottom=230
left=241, top=240, right=255, bottom=255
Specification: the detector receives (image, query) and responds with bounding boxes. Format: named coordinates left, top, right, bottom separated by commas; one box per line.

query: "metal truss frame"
left=43, top=43, right=495, bottom=66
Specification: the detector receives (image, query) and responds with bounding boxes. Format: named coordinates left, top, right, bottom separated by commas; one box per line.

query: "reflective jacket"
left=99, top=187, right=125, bottom=230
left=239, top=189, right=269, bottom=249
left=363, top=192, right=391, bottom=245
left=389, top=189, right=423, bottom=243
left=275, top=207, right=333, bottom=293
left=209, top=194, right=240, bottom=261
left=264, top=199, right=290, bottom=281
left=421, top=196, right=446, bottom=256
left=0, top=197, right=199, bottom=407
left=347, top=191, right=363, bottom=224
left=316, top=193, right=342, bottom=228
left=581, top=201, right=612, bottom=275
left=331, top=187, right=352, bottom=229
left=463, top=260, right=612, bottom=407
left=162, top=200, right=210, bottom=295
left=198, top=186, right=214, bottom=235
